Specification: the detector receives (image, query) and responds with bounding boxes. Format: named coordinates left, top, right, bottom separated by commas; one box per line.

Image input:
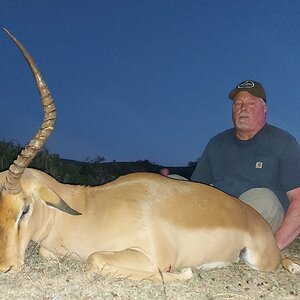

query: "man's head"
left=229, top=80, right=267, bottom=140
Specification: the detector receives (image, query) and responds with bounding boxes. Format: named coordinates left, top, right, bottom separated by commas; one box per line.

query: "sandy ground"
left=0, top=238, right=299, bottom=300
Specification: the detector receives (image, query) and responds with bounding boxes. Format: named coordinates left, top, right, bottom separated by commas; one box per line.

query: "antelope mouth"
left=0, top=262, right=23, bottom=273
left=4, top=266, right=12, bottom=273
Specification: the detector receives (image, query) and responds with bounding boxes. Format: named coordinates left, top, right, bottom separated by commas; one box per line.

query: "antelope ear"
left=38, top=186, right=81, bottom=216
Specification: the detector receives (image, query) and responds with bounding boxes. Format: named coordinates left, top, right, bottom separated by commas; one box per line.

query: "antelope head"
left=0, top=29, right=59, bottom=272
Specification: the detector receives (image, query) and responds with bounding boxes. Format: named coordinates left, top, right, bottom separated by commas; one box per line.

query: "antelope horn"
left=3, top=28, right=57, bottom=194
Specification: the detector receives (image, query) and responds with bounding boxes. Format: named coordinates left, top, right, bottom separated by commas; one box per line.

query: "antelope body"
left=0, top=29, right=299, bottom=282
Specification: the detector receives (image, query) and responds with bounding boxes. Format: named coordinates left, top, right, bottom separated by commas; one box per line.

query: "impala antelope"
left=0, top=29, right=299, bottom=282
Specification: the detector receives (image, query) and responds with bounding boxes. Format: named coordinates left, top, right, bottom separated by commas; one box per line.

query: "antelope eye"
left=20, top=205, right=30, bottom=219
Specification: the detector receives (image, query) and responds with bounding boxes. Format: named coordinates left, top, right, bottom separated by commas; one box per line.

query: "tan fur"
left=0, top=168, right=297, bottom=282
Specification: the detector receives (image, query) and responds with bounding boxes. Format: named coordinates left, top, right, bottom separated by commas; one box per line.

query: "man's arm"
left=275, top=186, right=300, bottom=250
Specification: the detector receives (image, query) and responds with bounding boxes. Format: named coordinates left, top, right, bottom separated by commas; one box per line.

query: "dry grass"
left=0, top=238, right=299, bottom=299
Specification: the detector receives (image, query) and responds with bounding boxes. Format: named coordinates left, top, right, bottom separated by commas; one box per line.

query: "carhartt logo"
left=237, top=80, right=255, bottom=89
left=255, top=162, right=263, bottom=169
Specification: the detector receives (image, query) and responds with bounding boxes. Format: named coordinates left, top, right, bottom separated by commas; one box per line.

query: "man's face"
left=232, top=91, right=266, bottom=139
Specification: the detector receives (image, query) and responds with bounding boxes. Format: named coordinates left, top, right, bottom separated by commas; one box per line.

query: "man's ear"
left=263, top=100, right=267, bottom=114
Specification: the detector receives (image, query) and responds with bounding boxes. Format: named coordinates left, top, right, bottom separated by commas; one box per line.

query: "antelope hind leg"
left=241, top=232, right=282, bottom=272
left=281, top=258, right=300, bottom=274
left=87, top=248, right=193, bottom=283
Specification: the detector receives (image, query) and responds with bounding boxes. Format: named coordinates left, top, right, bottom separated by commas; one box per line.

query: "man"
left=191, top=80, right=300, bottom=250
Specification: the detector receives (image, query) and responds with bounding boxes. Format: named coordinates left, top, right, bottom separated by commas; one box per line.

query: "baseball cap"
left=228, top=80, right=266, bottom=102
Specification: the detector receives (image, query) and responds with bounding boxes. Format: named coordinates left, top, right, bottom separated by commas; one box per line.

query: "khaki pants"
left=239, top=188, right=285, bottom=233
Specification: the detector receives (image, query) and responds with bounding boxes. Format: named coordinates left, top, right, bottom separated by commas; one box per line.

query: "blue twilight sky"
left=1, top=1, right=300, bottom=166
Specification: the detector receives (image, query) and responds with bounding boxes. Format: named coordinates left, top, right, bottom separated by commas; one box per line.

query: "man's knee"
left=239, top=188, right=285, bottom=232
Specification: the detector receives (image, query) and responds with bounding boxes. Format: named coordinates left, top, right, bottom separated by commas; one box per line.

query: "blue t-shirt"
left=191, top=124, right=300, bottom=211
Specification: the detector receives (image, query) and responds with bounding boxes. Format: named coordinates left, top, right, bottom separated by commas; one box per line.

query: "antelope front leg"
left=87, top=248, right=193, bottom=282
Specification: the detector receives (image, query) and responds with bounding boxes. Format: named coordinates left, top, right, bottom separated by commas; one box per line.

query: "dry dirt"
left=0, top=238, right=299, bottom=300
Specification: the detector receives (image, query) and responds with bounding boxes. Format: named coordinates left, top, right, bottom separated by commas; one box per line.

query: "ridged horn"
left=3, top=28, right=57, bottom=194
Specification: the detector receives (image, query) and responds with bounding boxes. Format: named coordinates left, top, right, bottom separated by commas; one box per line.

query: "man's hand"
left=275, top=187, right=300, bottom=250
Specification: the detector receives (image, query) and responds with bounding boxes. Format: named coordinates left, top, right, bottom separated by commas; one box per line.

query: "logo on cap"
left=237, top=80, right=255, bottom=89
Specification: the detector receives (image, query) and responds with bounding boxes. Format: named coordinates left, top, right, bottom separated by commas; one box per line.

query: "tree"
left=86, top=155, right=106, bottom=164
